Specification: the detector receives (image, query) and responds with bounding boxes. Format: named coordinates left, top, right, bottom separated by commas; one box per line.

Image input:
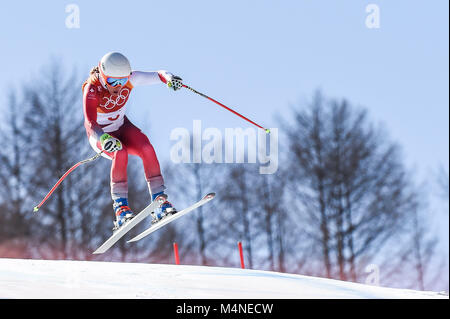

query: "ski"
left=92, top=194, right=168, bottom=254
left=127, top=192, right=216, bottom=243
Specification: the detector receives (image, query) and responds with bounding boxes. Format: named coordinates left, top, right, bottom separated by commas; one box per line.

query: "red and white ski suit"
left=82, top=70, right=171, bottom=199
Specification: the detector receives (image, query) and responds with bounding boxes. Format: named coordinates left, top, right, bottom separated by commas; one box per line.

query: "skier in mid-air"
left=82, top=52, right=182, bottom=230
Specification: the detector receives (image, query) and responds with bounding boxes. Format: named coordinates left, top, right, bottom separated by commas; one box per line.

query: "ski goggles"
left=104, top=76, right=129, bottom=87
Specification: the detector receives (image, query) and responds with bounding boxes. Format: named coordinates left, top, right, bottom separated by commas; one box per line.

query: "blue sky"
left=0, top=1, right=448, bottom=253
left=1, top=1, right=447, bottom=170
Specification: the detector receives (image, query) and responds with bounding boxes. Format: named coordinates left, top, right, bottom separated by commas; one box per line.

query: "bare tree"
left=283, top=92, right=333, bottom=277
left=0, top=60, right=119, bottom=260
left=284, top=91, right=423, bottom=282
left=247, top=168, right=291, bottom=272
left=411, top=207, right=440, bottom=290
left=219, top=164, right=257, bottom=268
left=161, top=156, right=224, bottom=266
left=0, top=91, right=34, bottom=256
left=436, top=165, right=449, bottom=201
left=215, top=162, right=295, bottom=272
left=19, top=61, right=97, bottom=259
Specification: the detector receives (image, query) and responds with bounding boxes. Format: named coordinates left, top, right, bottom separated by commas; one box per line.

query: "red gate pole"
left=238, top=241, right=245, bottom=269
left=173, top=242, right=180, bottom=265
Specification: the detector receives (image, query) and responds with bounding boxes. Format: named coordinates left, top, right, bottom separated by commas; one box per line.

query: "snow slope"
left=0, top=258, right=447, bottom=299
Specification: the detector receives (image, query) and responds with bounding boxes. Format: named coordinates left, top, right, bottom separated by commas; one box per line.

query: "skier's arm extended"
left=83, top=84, right=104, bottom=141
left=130, top=70, right=183, bottom=90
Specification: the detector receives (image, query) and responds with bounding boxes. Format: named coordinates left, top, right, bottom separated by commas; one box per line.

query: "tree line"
left=0, top=61, right=447, bottom=291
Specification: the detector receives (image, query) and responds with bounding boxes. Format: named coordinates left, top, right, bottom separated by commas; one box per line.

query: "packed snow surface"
left=0, top=258, right=447, bottom=299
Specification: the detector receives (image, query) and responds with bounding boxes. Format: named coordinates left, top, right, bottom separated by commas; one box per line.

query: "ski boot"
left=150, top=192, right=177, bottom=223
left=113, top=197, right=135, bottom=230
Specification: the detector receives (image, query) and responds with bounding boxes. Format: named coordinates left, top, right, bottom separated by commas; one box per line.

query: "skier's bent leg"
left=139, top=143, right=166, bottom=196
left=110, top=145, right=129, bottom=200
left=110, top=146, right=135, bottom=228
left=136, top=142, right=176, bottom=218
left=121, top=123, right=166, bottom=196
left=87, top=132, right=134, bottom=228
left=123, top=126, right=176, bottom=218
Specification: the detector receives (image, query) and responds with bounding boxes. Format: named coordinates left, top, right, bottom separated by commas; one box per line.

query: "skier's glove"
left=100, top=133, right=122, bottom=152
left=167, top=75, right=183, bottom=91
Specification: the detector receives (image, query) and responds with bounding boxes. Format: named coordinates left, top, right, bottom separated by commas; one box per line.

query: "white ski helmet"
left=99, top=52, right=132, bottom=78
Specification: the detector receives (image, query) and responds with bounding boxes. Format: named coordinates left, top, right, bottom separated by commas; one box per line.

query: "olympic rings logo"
left=100, top=88, right=130, bottom=109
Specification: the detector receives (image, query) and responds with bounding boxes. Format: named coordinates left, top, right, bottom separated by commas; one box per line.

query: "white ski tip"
left=127, top=192, right=216, bottom=244
left=204, top=192, right=215, bottom=200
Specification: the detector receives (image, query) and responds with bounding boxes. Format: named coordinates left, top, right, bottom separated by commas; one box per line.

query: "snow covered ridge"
left=0, top=258, right=447, bottom=299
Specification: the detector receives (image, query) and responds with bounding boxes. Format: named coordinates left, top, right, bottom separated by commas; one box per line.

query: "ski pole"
left=182, top=84, right=270, bottom=134
left=33, top=151, right=104, bottom=213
